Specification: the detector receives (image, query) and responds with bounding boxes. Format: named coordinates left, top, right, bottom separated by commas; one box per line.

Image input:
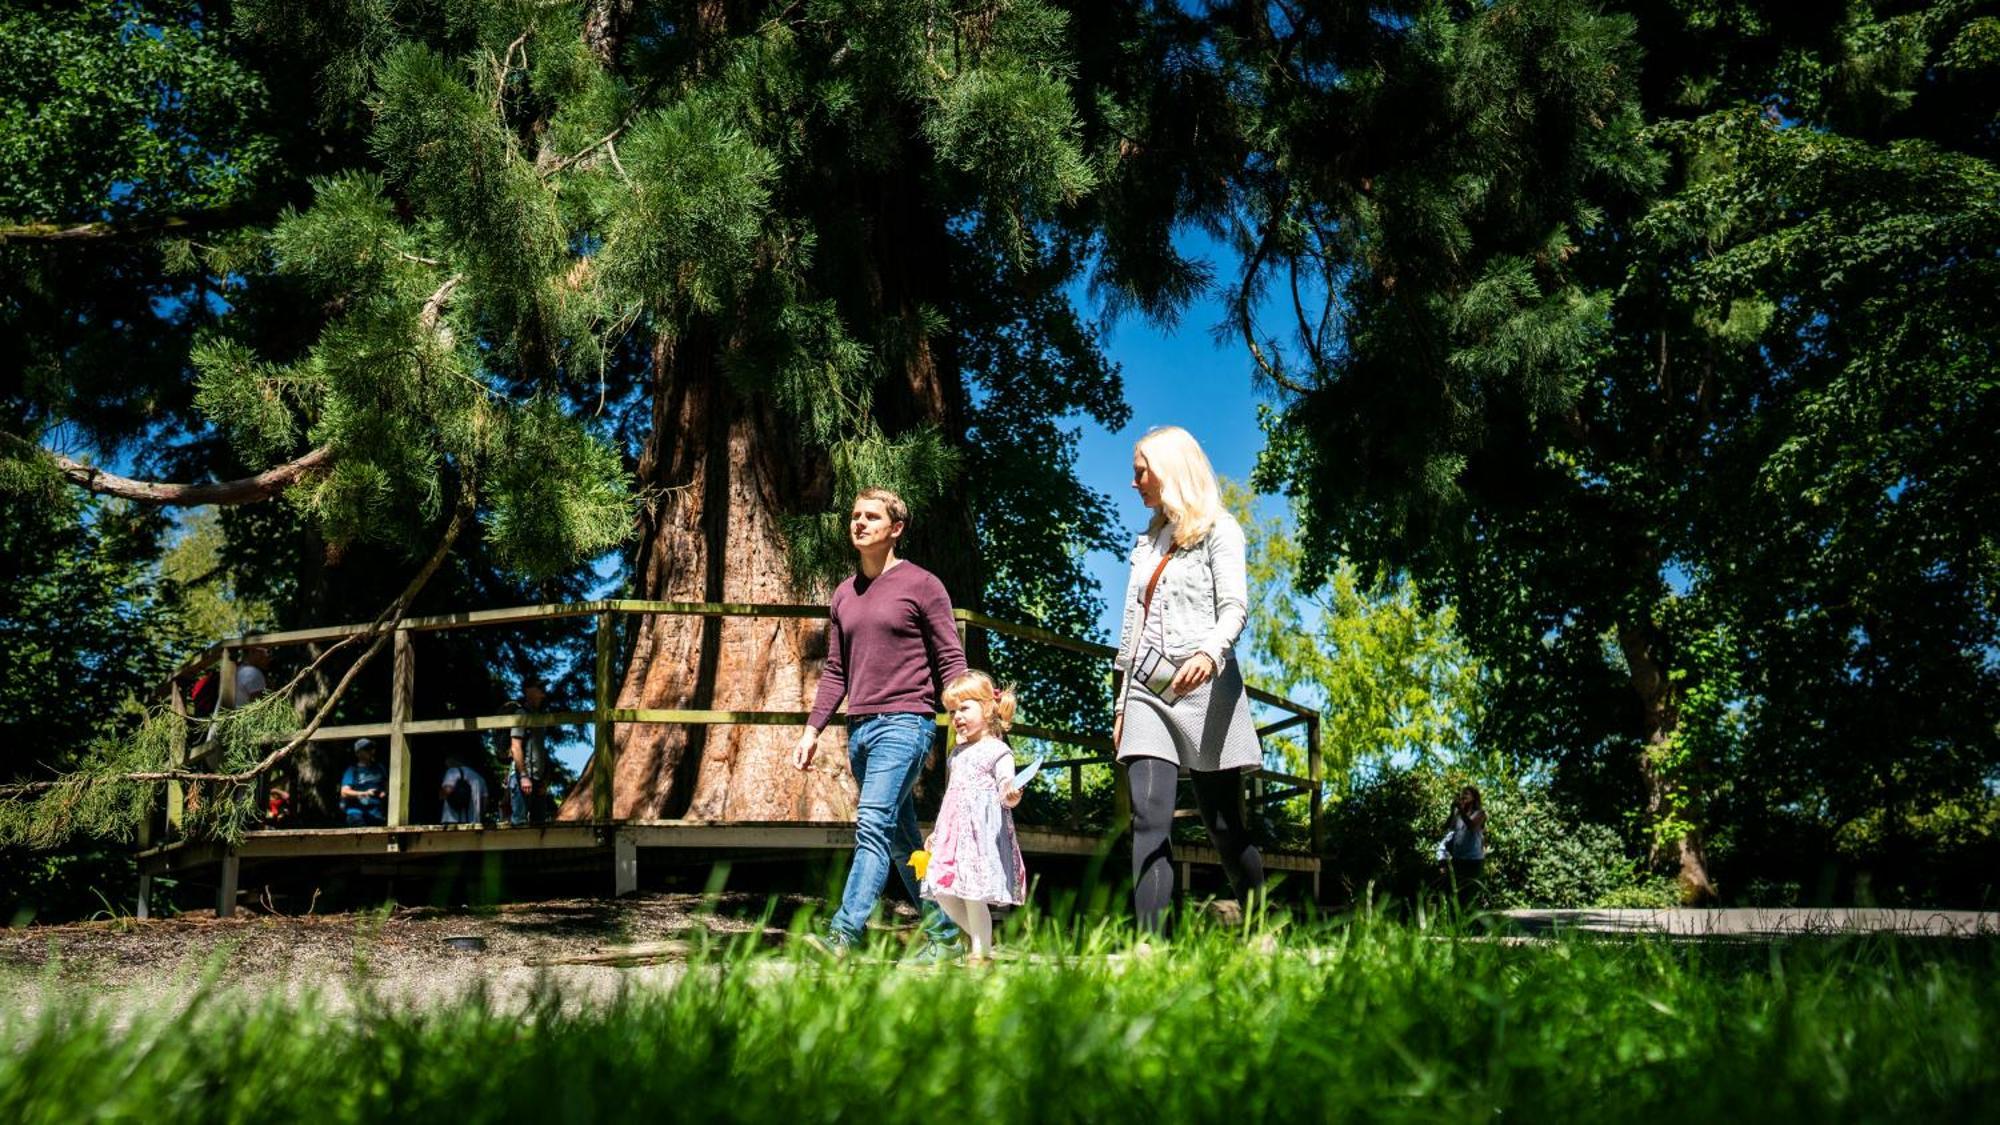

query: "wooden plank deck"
left=136, top=820, right=1320, bottom=916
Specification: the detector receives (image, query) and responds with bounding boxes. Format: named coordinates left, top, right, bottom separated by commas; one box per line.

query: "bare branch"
left=43, top=444, right=335, bottom=507
left=0, top=207, right=269, bottom=246
left=542, top=122, right=629, bottom=179
left=1235, top=218, right=1313, bottom=396
left=420, top=273, right=465, bottom=333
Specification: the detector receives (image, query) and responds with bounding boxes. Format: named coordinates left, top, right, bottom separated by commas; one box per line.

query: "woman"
left=1439, top=786, right=1487, bottom=908
left=1114, top=425, right=1265, bottom=932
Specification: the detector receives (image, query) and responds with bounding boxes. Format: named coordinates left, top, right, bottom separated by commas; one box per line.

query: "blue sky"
left=1069, top=239, right=1278, bottom=643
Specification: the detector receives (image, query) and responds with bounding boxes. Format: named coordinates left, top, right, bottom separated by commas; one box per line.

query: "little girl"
left=920, top=670, right=1028, bottom=962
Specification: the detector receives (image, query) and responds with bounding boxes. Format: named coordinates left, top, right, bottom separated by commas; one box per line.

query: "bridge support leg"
left=215, top=852, right=239, bottom=918
left=614, top=830, right=638, bottom=897
left=137, top=873, right=153, bottom=921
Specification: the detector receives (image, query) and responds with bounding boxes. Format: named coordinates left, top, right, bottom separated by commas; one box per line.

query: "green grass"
left=3, top=912, right=1996, bottom=1122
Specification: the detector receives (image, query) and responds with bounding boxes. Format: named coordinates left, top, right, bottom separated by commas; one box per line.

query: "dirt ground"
left=0, top=892, right=858, bottom=1022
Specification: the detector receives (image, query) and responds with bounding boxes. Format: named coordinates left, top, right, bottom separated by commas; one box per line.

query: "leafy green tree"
left=1236, top=0, right=2000, bottom=899
left=1227, top=482, right=1483, bottom=785
left=2, top=1, right=1157, bottom=836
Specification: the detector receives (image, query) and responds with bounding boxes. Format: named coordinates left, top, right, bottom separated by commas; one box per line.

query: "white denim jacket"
left=1114, top=510, right=1250, bottom=684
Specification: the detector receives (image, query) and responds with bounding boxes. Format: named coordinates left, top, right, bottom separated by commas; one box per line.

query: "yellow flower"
left=909, top=850, right=931, bottom=879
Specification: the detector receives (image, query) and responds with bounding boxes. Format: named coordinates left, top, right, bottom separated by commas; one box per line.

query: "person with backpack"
left=439, top=753, right=488, bottom=825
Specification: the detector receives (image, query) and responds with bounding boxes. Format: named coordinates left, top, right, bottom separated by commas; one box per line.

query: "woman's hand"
left=1002, top=788, right=1023, bottom=809
left=1170, top=652, right=1217, bottom=695
left=1113, top=711, right=1123, bottom=749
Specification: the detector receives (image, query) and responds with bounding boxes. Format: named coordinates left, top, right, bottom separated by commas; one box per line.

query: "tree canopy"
left=2, top=1, right=1995, bottom=905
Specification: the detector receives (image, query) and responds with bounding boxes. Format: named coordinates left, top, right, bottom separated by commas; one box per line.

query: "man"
left=339, top=738, right=388, bottom=827
left=439, top=753, right=488, bottom=825
left=792, top=488, right=967, bottom=959
left=203, top=645, right=271, bottom=747
left=506, top=678, right=551, bottom=826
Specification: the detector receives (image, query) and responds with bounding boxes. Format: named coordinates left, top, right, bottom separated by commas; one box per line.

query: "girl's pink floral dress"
left=920, top=736, right=1026, bottom=906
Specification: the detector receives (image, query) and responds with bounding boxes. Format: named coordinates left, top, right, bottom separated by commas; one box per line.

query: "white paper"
left=1011, top=757, right=1044, bottom=792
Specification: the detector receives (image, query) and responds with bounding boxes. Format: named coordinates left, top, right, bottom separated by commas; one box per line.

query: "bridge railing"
left=159, top=600, right=1323, bottom=852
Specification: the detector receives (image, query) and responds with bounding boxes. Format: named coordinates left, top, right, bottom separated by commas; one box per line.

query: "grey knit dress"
left=1116, top=519, right=1262, bottom=774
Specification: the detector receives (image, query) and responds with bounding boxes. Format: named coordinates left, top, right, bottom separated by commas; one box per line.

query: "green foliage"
left=1228, top=482, right=1482, bottom=781
left=1326, top=763, right=1657, bottom=909
left=157, top=510, right=278, bottom=642
left=0, top=491, right=189, bottom=779
left=1240, top=0, right=2000, bottom=896
left=0, top=1, right=276, bottom=219
left=596, top=96, right=779, bottom=318
left=485, top=398, right=633, bottom=582
left=7, top=924, right=2000, bottom=1121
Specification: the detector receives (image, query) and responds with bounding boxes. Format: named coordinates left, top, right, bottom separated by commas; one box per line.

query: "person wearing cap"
left=339, top=738, right=389, bottom=826
left=505, top=677, right=551, bottom=826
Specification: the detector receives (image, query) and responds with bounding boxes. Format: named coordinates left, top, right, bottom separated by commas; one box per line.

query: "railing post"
left=161, top=681, right=188, bottom=839
left=1307, top=714, right=1324, bottom=856
left=1067, top=763, right=1081, bottom=832
left=387, top=629, right=413, bottom=827
left=592, top=611, right=616, bottom=822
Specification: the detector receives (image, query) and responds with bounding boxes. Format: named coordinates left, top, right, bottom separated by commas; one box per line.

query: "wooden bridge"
left=136, top=601, right=1326, bottom=917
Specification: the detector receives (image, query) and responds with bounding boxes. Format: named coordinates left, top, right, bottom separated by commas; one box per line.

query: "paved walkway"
left=1503, top=907, right=2000, bottom=938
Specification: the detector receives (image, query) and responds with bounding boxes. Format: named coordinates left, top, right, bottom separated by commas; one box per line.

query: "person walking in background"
left=920, top=671, right=1028, bottom=965
left=1114, top=426, right=1266, bottom=934
left=506, top=677, right=551, bottom=826
left=1439, top=786, right=1487, bottom=909
left=792, top=488, right=967, bottom=960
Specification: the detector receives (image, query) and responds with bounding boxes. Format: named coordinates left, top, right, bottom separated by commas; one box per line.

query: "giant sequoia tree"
left=3, top=0, right=1153, bottom=832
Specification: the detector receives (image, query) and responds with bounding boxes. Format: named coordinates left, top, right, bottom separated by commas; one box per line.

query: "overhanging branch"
left=0, top=206, right=271, bottom=246
left=47, top=444, right=335, bottom=506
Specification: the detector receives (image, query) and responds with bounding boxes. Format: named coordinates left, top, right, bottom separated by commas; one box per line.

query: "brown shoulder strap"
left=1141, top=547, right=1173, bottom=614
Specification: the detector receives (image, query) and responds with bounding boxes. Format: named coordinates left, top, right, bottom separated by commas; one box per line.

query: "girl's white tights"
left=934, top=894, right=992, bottom=957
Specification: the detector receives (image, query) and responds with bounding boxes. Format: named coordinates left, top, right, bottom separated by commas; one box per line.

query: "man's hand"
left=1002, top=788, right=1023, bottom=809
left=1170, top=652, right=1217, bottom=695
left=792, top=728, right=820, bottom=771
left=518, top=777, right=534, bottom=795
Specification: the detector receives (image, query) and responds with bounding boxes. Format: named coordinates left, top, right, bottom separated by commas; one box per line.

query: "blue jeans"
left=508, top=771, right=546, bottom=826
left=345, top=804, right=384, bottom=827
left=829, top=713, right=959, bottom=945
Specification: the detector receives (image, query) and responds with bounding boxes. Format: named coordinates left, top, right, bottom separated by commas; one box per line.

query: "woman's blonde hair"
left=941, top=670, right=1017, bottom=736
left=1135, top=425, right=1221, bottom=549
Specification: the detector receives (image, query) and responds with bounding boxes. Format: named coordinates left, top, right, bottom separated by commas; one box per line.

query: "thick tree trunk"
left=558, top=142, right=980, bottom=822
left=559, top=330, right=851, bottom=820
left=1617, top=621, right=1717, bottom=903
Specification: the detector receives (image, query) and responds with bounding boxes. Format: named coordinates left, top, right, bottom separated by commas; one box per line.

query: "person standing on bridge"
left=793, top=487, right=967, bottom=960
left=1114, top=425, right=1265, bottom=934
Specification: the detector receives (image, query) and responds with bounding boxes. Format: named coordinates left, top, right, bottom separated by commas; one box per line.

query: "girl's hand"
left=1170, top=653, right=1217, bottom=695
left=1002, top=788, right=1022, bottom=809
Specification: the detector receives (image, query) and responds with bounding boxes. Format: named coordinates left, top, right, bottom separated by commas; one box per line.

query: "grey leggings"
left=1127, top=757, right=1266, bottom=932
